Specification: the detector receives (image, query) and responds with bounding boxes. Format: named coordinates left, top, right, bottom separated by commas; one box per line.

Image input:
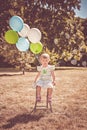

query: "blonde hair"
left=41, top=53, right=50, bottom=59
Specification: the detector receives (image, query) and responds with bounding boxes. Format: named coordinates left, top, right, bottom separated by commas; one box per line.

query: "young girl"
left=34, top=53, right=55, bottom=103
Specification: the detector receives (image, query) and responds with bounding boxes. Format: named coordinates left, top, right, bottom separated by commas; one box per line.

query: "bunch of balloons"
left=4, top=15, right=43, bottom=54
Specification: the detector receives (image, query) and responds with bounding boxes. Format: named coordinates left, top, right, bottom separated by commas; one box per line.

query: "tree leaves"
left=0, top=0, right=87, bottom=67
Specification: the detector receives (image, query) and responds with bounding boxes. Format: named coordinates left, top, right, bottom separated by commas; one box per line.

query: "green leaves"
left=0, top=0, right=87, bottom=67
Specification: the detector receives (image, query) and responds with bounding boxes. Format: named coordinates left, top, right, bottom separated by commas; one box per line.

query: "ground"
left=0, top=68, right=87, bottom=130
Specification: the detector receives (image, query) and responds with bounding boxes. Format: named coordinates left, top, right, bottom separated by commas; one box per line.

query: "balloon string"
left=34, top=54, right=41, bottom=65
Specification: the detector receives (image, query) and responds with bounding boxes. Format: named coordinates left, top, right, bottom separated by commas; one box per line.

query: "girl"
left=34, top=53, right=55, bottom=103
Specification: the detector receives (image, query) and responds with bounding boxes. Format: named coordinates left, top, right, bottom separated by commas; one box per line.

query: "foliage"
left=0, top=0, right=87, bottom=68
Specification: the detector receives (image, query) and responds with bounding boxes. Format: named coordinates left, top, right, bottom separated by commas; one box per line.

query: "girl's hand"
left=52, top=81, right=56, bottom=86
left=32, top=82, right=36, bottom=88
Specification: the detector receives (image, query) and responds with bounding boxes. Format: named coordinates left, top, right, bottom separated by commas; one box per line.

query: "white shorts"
left=35, top=80, right=54, bottom=88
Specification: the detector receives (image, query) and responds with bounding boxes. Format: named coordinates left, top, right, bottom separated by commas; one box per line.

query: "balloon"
left=9, top=16, right=24, bottom=32
left=72, top=49, right=77, bottom=54
left=18, top=23, right=30, bottom=37
left=71, top=59, right=77, bottom=65
left=16, top=37, right=30, bottom=52
left=5, top=30, right=19, bottom=44
left=28, top=28, right=41, bottom=43
left=30, top=42, right=43, bottom=54
left=65, top=33, right=70, bottom=39
left=54, top=38, right=58, bottom=45
left=82, top=61, right=87, bottom=67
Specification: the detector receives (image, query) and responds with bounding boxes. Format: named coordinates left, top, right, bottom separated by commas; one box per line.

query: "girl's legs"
left=36, top=86, right=41, bottom=102
left=47, top=88, right=53, bottom=102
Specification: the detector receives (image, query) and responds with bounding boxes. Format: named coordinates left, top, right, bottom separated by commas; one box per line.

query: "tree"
left=1, top=0, right=86, bottom=68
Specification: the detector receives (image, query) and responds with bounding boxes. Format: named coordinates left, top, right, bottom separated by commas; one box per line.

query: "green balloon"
left=30, top=42, right=43, bottom=54
left=5, top=30, right=19, bottom=44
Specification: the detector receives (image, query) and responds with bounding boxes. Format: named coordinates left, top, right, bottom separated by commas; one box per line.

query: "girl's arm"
left=34, top=72, right=41, bottom=83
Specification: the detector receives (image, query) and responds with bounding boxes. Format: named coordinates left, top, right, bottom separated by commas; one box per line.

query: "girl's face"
left=40, top=57, right=49, bottom=67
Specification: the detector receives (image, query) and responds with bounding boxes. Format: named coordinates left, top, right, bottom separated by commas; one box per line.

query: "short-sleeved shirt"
left=35, top=65, right=55, bottom=88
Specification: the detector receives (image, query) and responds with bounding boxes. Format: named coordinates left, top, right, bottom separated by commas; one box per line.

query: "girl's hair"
left=41, top=53, right=50, bottom=59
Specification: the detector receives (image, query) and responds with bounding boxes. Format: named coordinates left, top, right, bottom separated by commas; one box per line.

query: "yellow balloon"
left=30, top=42, right=43, bottom=54
left=5, top=30, right=19, bottom=44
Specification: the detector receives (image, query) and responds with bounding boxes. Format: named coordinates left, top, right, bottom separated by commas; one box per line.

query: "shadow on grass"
left=0, top=73, right=23, bottom=77
left=2, top=113, right=44, bottom=129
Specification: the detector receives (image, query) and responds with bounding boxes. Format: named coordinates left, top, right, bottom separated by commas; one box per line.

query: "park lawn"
left=0, top=68, right=87, bottom=130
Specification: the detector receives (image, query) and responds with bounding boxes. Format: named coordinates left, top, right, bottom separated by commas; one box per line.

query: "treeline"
left=0, top=0, right=87, bottom=69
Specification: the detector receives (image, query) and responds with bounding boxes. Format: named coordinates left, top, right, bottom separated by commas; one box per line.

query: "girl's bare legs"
left=36, top=86, right=41, bottom=102
left=47, top=88, right=53, bottom=112
left=47, top=88, right=53, bottom=102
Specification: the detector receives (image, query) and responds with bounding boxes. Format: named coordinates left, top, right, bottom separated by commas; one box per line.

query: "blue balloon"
left=16, top=37, right=30, bottom=52
left=9, top=16, right=24, bottom=32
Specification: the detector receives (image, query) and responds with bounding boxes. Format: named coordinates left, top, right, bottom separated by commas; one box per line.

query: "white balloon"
left=72, top=49, right=77, bottom=54
left=82, top=61, right=87, bottom=67
left=18, top=23, right=30, bottom=37
left=65, top=33, right=70, bottom=39
left=28, top=28, right=41, bottom=43
left=71, top=59, right=77, bottom=65
left=54, top=38, right=58, bottom=44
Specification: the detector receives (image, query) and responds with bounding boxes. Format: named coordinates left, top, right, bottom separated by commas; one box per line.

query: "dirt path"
left=0, top=69, right=87, bottom=130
